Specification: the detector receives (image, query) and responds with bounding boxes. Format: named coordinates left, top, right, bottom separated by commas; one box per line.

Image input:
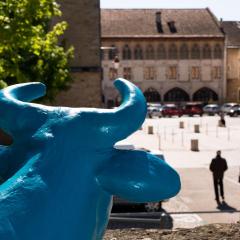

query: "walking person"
left=210, top=150, right=228, bottom=204
left=219, top=113, right=226, bottom=127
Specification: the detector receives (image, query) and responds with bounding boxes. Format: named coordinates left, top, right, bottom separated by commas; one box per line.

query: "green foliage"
left=0, top=0, right=73, bottom=100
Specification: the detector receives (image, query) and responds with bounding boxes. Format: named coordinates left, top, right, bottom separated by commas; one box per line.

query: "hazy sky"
left=100, top=0, right=240, bottom=21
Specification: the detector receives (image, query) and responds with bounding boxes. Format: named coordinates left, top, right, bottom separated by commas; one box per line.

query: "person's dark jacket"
left=210, top=156, right=228, bottom=178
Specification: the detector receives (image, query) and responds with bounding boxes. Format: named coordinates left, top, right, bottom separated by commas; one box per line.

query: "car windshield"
left=223, top=103, right=237, bottom=108
left=232, top=105, right=240, bottom=110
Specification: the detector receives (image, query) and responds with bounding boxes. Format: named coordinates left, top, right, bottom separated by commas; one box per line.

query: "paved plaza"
left=117, top=115, right=240, bottom=228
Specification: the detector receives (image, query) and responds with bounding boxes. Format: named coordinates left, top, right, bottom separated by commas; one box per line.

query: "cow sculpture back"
left=0, top=79, right=180, bottom=240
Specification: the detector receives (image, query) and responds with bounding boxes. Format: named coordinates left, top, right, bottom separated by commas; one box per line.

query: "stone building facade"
left=222, top=21, right=240, bottom=102
left=101, top=9, right=226, bottom=107
left=54, top=0, right=102, bottom=107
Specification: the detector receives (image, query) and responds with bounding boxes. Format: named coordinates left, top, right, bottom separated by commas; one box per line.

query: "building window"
left=168, top=44, right=178, bottom=59
left=213, top=66, right=221, bottom=79
left=144, top=67, right=156, bottom=80
left=180, top=44, right=189, bottom=59
left=109, top=68, right=118, bottom=81
left=202, top=44, right=212, bottom=59
left=213, top=44, right=222, bottom=59
left=145, top=45, right=155, bottom=59
left=167, top=66, right=177, bottom=80
left=123, top=67, right=132, bottom=80
left=191, top=67, right=200, bottom=79
left=108, top=45, right=118, bottom=60
left=157, top=44, right=166, bottom=59
left=191, top=44, right=200, bottom=59
left=122, top=44, right=132, bottom=60
left=134, top=45, right=143, bottom=59
left=100, top=49, right=104, bottom=60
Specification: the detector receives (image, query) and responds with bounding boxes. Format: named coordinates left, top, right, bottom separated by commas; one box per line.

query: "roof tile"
left=101, top=9, right=224, bottom=38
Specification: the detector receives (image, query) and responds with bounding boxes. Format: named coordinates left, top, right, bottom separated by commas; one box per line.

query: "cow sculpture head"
left=0, top=78, right=180, bottom=240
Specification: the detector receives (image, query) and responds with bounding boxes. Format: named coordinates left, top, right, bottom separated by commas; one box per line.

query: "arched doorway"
left=193, top=88, right=218, bottom=102
left=144, top=88, right=161, bottom=102
left=164, top=88, right=190, bottom=102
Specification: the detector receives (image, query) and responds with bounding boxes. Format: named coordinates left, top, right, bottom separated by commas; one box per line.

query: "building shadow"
left=217, top=201, right=237, bottom=212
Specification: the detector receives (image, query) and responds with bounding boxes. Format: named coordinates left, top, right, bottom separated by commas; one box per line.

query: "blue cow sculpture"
left=0, top=78, right=180, bottom=240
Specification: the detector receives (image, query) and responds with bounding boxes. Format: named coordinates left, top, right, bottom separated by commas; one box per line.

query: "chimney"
left=156, top=11, right=163, bottom=33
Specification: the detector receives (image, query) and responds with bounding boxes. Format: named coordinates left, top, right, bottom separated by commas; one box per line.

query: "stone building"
left=101, top=9, right=225, bottom=107
left=54, top=0, right=102, bottom=107
left=222, top=21, right=240, bottom=102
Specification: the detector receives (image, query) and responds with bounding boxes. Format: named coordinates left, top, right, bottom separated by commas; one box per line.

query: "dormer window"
left=168, top=21, right=177, bottom=33
left=156, top=11, right=163, bottom=33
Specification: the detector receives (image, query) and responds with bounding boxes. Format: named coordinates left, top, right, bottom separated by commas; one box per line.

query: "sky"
left=100, top=0, right=240, bottom=21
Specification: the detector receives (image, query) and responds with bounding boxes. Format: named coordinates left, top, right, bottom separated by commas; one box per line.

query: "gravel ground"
left=104, top=222, right=240, bottom=239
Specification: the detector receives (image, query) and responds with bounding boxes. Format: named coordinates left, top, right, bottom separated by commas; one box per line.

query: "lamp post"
left=113, top=55, right=121, bottom=106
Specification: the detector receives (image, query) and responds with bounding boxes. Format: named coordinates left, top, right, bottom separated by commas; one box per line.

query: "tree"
left=0, top=0, right=73, bottom=100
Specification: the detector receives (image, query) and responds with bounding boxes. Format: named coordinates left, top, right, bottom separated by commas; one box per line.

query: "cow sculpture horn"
left=98, top=78, right=147, bottom=142
left=0, top=82, right=48, bottom=137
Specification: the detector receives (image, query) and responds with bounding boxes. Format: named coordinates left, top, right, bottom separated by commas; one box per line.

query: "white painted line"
left=225, top=177, right=240, bottom=186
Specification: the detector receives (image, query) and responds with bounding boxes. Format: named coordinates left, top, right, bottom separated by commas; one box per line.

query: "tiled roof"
left=221, top=21, right=240, bottom=47
left=101, top=8, right=224, bottom=38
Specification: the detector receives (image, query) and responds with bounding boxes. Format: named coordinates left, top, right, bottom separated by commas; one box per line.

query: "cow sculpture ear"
left=96, top=150, right=181, bottom=202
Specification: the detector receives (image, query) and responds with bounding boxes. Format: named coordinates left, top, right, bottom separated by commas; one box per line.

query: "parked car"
left=228, top=105, right=240, bottom=117
left=220, top=103, right=239, bottom=115
left=161, top=104, right=183, bottom=117
left=181, top=102, right=203, bottom=116
left=147, top=103, right=163, bottom=118
left=113, top=144, right=166, bottom=212
left=203, top=104, right=220, bottom=116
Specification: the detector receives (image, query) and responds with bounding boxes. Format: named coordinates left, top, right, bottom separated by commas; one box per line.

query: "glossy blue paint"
left=0, top=79, right=181, bottom=240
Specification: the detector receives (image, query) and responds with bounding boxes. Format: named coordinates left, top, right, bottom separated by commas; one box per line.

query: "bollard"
left=218, top=120, right=225, bottom=127
left=158, top=134, right=161, bottom=150
left=194, top=124, right=200, bottom=133
left=191, top=139, right=199, bottom=151
left=148, top=126, right=154, bottom=134
left=179, top=121, right=184, bottom=129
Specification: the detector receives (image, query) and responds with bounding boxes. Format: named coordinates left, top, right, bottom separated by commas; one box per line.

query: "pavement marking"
left=225, top=176, right=240, bottom=186
left=171, top=214, right=204, bottom=228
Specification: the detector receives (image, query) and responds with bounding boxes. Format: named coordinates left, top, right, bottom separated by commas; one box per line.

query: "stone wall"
left=53, top=0, right=102, bottom=107
left=226, top=48, right=240, bottom=102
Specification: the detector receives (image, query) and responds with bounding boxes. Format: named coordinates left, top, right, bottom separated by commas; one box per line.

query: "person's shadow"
left=217, top=201, right=237, bottom=212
